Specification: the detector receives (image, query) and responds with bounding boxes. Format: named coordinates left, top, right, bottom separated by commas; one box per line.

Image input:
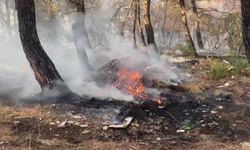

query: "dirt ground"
left=1, top=57, right=250, bottom=150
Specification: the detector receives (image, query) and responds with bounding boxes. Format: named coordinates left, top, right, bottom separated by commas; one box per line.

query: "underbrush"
left=207, top=57, right=249, bottom=80
left=175, top=44, right=196, bottom=58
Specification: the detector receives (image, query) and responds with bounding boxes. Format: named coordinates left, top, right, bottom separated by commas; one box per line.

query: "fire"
left=113, top=69, right=162, bottom=104
left=22, top=67, right=27, bottom=71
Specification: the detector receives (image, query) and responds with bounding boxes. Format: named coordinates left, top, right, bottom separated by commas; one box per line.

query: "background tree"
left=241, top=0, right=250, bottom=63
left=191, top=0, right=204, bottom=50
left=143, top=0, right=158, bottom=57
left=15, top=0, right=72, bottom=95
left=179, top=0, right=197, bottom=57
left=70, top=0, right=94, bottom=71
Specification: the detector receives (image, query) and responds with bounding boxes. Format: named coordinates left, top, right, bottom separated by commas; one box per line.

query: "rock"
left=67, top=121, right=74, bottom=124
left=81, top=130, right=90, bottom=134
left=58, top=120, right=67, bottom=128
left=164, top=127, right=169, bottom=130
left=176, top=130, right=185, bottom=133
left=80, top=124, right=88, bottom=128
left=55, top=121, right=61, bottom=125
left=156, top=137, right=161, bottom=141
left=154, top=126, right=161, bottom=130
left=74, top=122, right=80, bottom=126
left=73, top=115, right=82, bottom=119
left=103, top=126, right=108, bottom=130
left=14, top=121, right=20, bottom=124
left=211, top=110, right=218, bottom=114
left=50, top=122, right=56, bottom=125
left=217, top=106, right=223, bottom=110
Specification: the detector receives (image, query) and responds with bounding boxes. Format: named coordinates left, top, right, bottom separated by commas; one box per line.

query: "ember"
left=112, top=68, right=162, bottom=104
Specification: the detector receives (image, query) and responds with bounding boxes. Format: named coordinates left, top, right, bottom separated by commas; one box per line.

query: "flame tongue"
left=113, top=69, right=162, bottom=104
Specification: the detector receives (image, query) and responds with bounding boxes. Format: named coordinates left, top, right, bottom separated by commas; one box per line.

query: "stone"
left=80, top=124, right=88, bottom=128
left=58, top=120, right=67, bottom=128
left=103, top=126, right=108, bottom=130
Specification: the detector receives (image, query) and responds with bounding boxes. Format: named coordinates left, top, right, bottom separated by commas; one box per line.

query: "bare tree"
left=191, top=0, right=204, bottom=50
left=15, top=0, right=72, bottom=95
left=241, top=0, right=250, bottom=63
left=69, top=0, right=94, bottom=71
left=179, top=0, right=197, bottom=57
left=136, top=0, right=146, bottom=47
left=143, top=0, right=158, bottom=57
left=132, top=1, right=137, bottom=48
left=4, top=0, right=13, bottom=39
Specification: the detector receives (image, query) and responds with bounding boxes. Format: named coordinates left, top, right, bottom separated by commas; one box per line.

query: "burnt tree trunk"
left=72, top=0, right=93, bottom=71
left=241, top=0, right=250, bottom=64
left=143, top=0, right=159, bottom=57
left=191, top=0, right=204, bottom=50
left=136, top=0, right=146, bottom=47
left=133, top=1, right=137, bottom=49
left=179, top=0, right=198, bottom=57
left=15, top=0, right=72, bottom=94
left=5, top=0, right=12, bottom=39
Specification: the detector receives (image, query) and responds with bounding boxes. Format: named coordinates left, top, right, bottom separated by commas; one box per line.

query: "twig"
left=165, top=111, right=180, bottom=123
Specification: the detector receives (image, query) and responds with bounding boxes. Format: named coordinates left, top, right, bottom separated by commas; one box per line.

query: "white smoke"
left=0, top=0, right=180, bottom=101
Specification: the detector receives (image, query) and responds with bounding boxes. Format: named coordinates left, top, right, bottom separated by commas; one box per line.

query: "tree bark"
left=133, top=1, right=137, bottom=49
left=136, top=0, right=147, bottom=47
left=143, top=0, right=159, bottom=57
left=241, top=0, right=250, bottom=64
left=76, top=0, right=93, bottom=50
left=179, top=0, right=198, bottom=57
left=72, top=0, right=93, bottom=71
left=5, top=0, right=13, bottom=39
left=191, top=0, right=204, bottom=50
left=15, top=0, right=72, bottom=95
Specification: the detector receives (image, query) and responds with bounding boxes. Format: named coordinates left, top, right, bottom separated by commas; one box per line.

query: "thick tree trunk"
left=133, top=1, right=137, bottom=49
left=5, top=0, right=12, bottom=39
left=191, top=0, right=204, bottom=50
left=15, top=0, right=72, bottom=95
left=143, top=0, right=159, bottom=57
left=241, top=0, right=250, bottom=64
left=179, top=0, right=198, bottom=57
left=136, top=0, right=146, bottom=47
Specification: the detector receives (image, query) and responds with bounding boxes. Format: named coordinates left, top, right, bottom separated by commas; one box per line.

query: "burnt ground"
left=1, top=58, right=250, bottom=149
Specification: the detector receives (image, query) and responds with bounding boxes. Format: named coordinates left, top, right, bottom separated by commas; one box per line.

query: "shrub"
left=208, top=58, right=228, bottom=80
left=175, top=44, right=196, bottom=58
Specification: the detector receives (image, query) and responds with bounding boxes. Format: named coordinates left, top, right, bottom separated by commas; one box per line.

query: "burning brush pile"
left=93, top=57, right=183, bottom=105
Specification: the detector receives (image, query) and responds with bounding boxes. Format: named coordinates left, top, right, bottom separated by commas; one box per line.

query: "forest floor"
left=1, top=56, right=250, bottom=150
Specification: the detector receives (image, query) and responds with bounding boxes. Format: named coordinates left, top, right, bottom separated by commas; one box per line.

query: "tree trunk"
left=13, top=9, right=18, bottom=37
left=191, top=0, right=204, bottom=50
left=136, top=0, right=146, bottom=47
left=143, top=0, right=159, bottom=57
left=241, top=0, right=250, bottom=64
left=72, top=1, right=93, bottom=72
left=5, top=0, right=12, bottom=39
left=15, top=0, right=72, bottom=95
left=133, top=1, right=137, bottom=49
left=120, top=0, right=135, bottom=37
left=76, top=0, right=93, bottom=50
left=179, top=0, right=198, bottom=57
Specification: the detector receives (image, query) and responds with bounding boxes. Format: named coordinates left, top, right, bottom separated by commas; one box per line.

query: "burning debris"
left=111, top=68, right=162, bottom=104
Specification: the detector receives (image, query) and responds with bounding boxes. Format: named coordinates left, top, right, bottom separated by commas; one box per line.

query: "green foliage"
left=208, top=58, right=228, bottom=80
left=225, top=57, right=249, bottom=76
left=175, top=44, right=196, bottom=58
left=208, top=57, right=250, bottom=80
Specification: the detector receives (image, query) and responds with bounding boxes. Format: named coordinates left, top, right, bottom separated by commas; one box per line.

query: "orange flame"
left=22, top=67, right=27, bottom=71
left=113, top=69, right=162, bottom=104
